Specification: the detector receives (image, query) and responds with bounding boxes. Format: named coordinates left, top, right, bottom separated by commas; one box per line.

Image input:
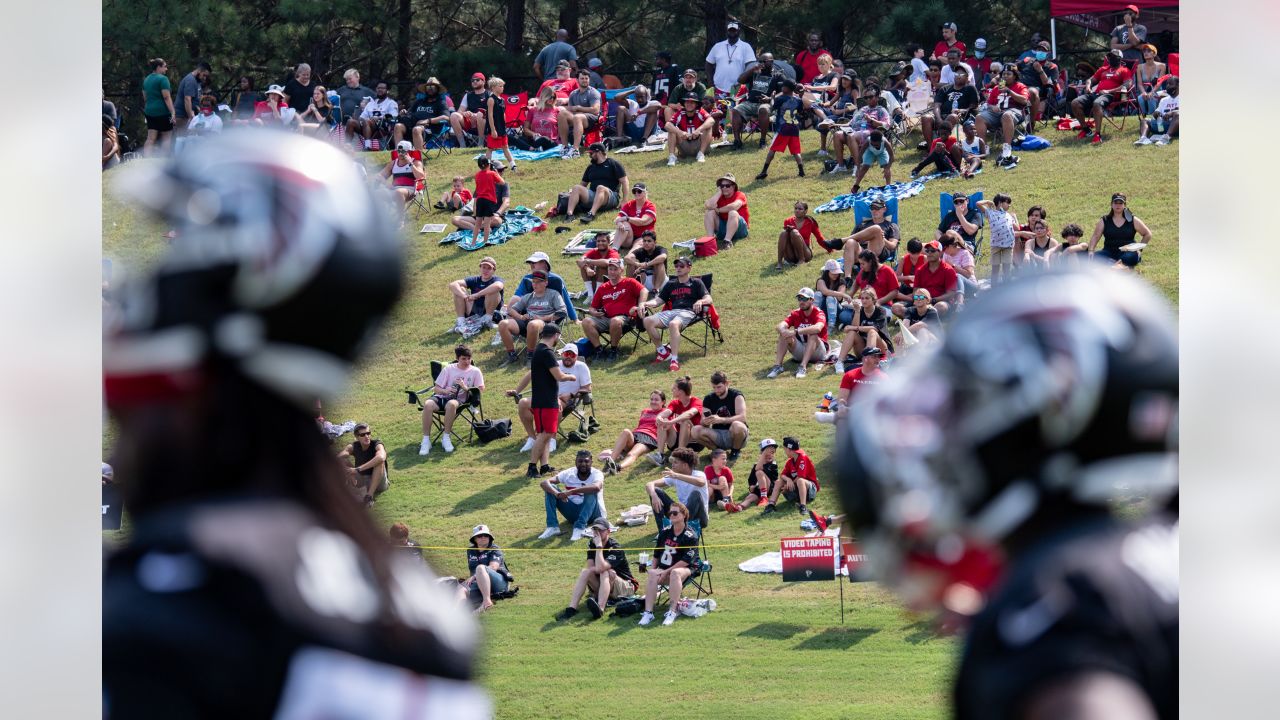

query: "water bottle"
left=818, top=392, right=834, bottom=410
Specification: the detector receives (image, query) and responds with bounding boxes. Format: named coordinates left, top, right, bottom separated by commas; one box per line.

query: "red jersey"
left=840, top=366, right=887, bottom=399
left=1091, top=65, right=1132, bottom=93
left=785, top=306, right=827, bottom=342
left=933, top=40, right=967, bottom=61
left=899, top=253, right=926, bottom=285
left=449, top=188, right=473, bottom=203
left=986, top=81, right=1029, bottom=109
left=672, top=108, right=709, bottom=133
left=704, top=465, right=735, bottom=489
left=913, top=260, right=959, bottom=299
left=634, top=407, right=660, bottom=437
left=473, top=169, right=503, bottom=202
left=783, top=216, right=825, bottom=248
left=853, top=264, right=899, bottom=300
left=716, top=190, right=749, bottom=225
left=590, top=277, right=645, bottom=318
left=929, top=135, right=958, bottom=153
left=783, top=451, right=818, bottom=489
left=666, top=396, right=703, bottom=419
left=583, top=246, right=620, bottom=263
left=616, top=199, right=656, bottom=231
left=538, top=77, right=579, bottom=100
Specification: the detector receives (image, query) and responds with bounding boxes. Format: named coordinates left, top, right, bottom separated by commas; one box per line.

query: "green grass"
left=103, top=121, right=1177, bottom=718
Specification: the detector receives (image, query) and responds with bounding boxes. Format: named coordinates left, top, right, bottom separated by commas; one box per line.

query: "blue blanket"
left=472, top=146, right=565, bottom=163
left=439, top=206, right=546, bottom=250
left=815, top=172, right=951, bottom=214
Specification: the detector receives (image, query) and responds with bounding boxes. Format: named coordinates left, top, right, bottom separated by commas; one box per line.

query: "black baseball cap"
left=782, top=436, right=801, bottom=451
left=655, top=50, right=673, bottom=61
left=869, top=198, right=886, bottom=209
left=539, top=323, right=561, bottom=338
left=860, top=346, right=884, bottom=358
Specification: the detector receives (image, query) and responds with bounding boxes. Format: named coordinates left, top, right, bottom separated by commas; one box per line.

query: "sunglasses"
left=632, top=189, right=644, bottom=194
left=356, top=431, right=371, bottom=437
left=717, top=183, right=733, bottom=189
left=913, top=294, right=928, bottom=300
left=667, top=511, right=683, bottom=517
left=924, top=248, right=940, bottom=253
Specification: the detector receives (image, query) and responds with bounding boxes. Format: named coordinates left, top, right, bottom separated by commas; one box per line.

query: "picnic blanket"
left=614, top=135, right=733, bottom=154
left=814, top=173, right=950, bottom=214
left=472, top=146, right=565, bottom=163
left=439, top=206, right=546, bottom=250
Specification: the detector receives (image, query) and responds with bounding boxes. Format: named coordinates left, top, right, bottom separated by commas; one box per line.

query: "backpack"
left=611, top=596, right=644, bottom=616
left=554, top=192, right=571, bottom=217
left=474, top=418, right=512, bottom=443
left=1014, top=134, right=1051, bottom=150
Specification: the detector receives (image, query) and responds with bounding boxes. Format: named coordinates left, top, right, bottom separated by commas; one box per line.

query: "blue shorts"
left=862, top=146, right=891, bottom=167
left=716, top=217, right=749, bottom=241
left=468, top=567, right=509, bottom=605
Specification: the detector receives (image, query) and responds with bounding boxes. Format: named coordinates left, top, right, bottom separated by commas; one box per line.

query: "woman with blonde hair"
left=519, top=85, right=561, bottom=150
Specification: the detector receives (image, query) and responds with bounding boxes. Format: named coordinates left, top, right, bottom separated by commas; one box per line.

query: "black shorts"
left=1077, top=92, right=1115, bottom=114
left=145, top=113, right=174, bottom=132
left=632, top=431, right=658, bottom=449
left=475, top=197, right=499, bottom=218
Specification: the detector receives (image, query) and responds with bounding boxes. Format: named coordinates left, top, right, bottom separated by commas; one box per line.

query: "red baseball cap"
left=924, top=240, right=942, bottom=251
left=1125, top=4, right=1140, bottom=13
left=471, top=72, right=486, bottom=81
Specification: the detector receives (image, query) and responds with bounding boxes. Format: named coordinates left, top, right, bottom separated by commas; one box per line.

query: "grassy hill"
left=102, top=122, right=1178, bottom=719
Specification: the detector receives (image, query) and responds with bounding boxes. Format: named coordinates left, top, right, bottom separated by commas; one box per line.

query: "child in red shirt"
left=704, top=448, right=735, bottom=510
left=437, top=175, right=473, bottom=211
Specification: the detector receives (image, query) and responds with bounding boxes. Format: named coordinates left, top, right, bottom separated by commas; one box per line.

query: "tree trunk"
left=395, top=0, right=413, bottom=93
left=702, top=0, right=727, bottom=55
left=505, top=0, right=525, bottom=55
left=822, top=24, right=845, bottom=62
left=558, top=0, right=580, bottom=43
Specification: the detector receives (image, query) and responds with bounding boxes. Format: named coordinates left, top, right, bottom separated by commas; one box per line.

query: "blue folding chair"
left=938, top=190, right=986, bottom=261
left=853, top=196, right=901, bottom=264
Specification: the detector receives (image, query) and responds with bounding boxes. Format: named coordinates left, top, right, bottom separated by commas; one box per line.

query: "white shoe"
left=441, top=435, right=454, bottom=453
left=817, top=149, right=828, bottom=157
left=795, top=366, right=807, bottom=379
left=550, top=438, right=558, bottom=453
left=452, top=318, right=466, bottom=332
left=1134, top=136, right=1152, bottom=146
left=490, top=333, right=503, bottom=346
left=646, top=450, right=666, bottom=467
left=520, top=436, right=535, bottom=453
left=570, top=528, right=585, bottom=541
left=834, top=361, right=845, bottom=373
left=767, top=364, right=785, bottom=379
left=638, top=611, right=655, bottom=626
left=696, top=151, right=706, bottom=163
left=1154, top=135, right=1171, bottom=146
left=418, top=436, right=431, bottom=456
left=537, top=527, right=562, bottom=540
left=667, top=154, right=677, bottom=167
left=662, top=610, right=678, bottom=626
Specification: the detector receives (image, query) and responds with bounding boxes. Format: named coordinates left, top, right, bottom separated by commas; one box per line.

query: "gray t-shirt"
left=1110, top=23, right=1148, bottom=62
left=176, top=72, right=202, bottom=119
left=568, top=86, right=601, bottom=114
left=512, top=289, right=567, bottom=319
left=535, top=41, right=579, bottom=79
left=334, top=84, right=374, bottom=122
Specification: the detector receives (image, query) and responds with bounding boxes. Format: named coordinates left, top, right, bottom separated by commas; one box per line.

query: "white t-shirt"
left=187, top=113, right=223, bottom=134
left=705, top=40, right=757, bottom=93
left=664, top=470, right=709, bottom=510
left=360, top=97, right=399, bottom=121
left=435, top=362, right=485, bottom=398
left=910, top=58, right=930, bottom=84
left=1155, top=95, right=1179, bottom=117
left=940, top=62, right=975, bottom=86
left=553, top=467, right=602, bottom=505
left=557, top=360, right=592, bottom=396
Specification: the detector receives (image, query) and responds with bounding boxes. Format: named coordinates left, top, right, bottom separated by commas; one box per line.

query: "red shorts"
left=770, top=134, right=802, bottom=155
left=486, top=134, right=508, bottom=149
left=532, top=407, right=559, bottom=434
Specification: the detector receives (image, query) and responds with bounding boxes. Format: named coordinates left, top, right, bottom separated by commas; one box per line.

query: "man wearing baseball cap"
left=555, top=516, right=636, bottom=621
left=497, top=270, right=568, bottom=366
left=837, top=346, right=887, bottom=417
left=971, top=38, right=993, bottom=84
left=1016, top=39, right=1060, bottom=133
left=449, top=258, right=504, bottom=333
left=665, top=92, right=715, bottom=166
left=582, top=258, right=647, bottom=360
left=767, top=287, right=828, bottom=379
left=512, top=251, right=578, bottom=323
left=932, top=21, right=966, bottom=61
left=897, top=240, right=959, bottom=317
left=508, top=323, right=575, bottom=478
left=1110, top=5, right=1148, bottom=63
left=449, top=72, right=491, bottom=148
left=763, top=437, right=818, bottom=515
left=665, top=68, right=709, bottom=124
left=705, top=19, right=758, bottom=94
left=725, top=438, right=779, bottom=512
left=1070, top=48, right=1134, bottom=144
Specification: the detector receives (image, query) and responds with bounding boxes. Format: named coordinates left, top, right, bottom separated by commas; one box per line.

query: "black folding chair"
left=404, top=361, right=485, bottom=444
left=557, top=389, right=601, bottom=443
left=629, top=273, right=724, bottom=357
left=656, top=528, right=714, bottom=603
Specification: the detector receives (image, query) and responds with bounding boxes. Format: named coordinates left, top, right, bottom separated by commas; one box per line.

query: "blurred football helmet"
left=104, top=131, right=403, bottom=408
left=836, top=267, right=1178, bottom=612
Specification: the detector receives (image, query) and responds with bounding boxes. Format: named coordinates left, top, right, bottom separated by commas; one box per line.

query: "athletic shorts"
left=145, top=113, right=174, bottom=132
left=862, top=145, right=891, bottom=167
left=735, top=101, right=764, bottom=119
left=989, top=246, right=1014, bottom=265
left=709, top=425, right=745, bottom=449
left=789, top=336, right=828, bottom=361
left=485, top=134, right=509, bottom=149
left=587, top=571, right=634, bottom=599
left=587, top=314, right=634, bottom=334
left=715, top=217, right=749, bottom=242
left=475, top=197, right=499, bottom=218
left=632, top=431, right=659, bottom=449
left=595, top=188, right=620, bottom=211
left=769, top=134, right=802, bottom=154
left=675, top=137, right=703, bottom=157
left=532, top=406, right=559, bottom=434
left=1076, top=92, right=1115, bottom=114
left=577, top=113, right=600, bottom=129
left=784, top=482, right=818, bottom=505
left=651, top=308, right=696, bottom=328
left=978, top=107, right=1024, bottom=127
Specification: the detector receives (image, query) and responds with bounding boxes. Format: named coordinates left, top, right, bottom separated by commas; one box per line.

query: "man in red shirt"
left=974, top=66, right=1030, bottom=168
left=613, top=182, right=657, bottom=252
left=575, top=231, right=619, bottom=300
left=767, top=287, right=827, bottom=379
left=837, top=347, right=887, bottom=419
left=901, top=240, right=960, bottom=315
left=932, top=22, right=966, bottom=61
left=537, top=60, right=579, bottom=103
left=581, top=259, right=646, bottom=360
left=794, top=32, right=830, bottom=84
left=1071, top=49, right=1134, bottom=144
left=764, top=436, right=818, bottom=514
left=664, top=93, right=714, bottom=166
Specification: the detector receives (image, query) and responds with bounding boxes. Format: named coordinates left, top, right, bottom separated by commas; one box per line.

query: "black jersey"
left=654, top=526, right=700, bottom=569
left=103, top=498, right=488, bottom=718
left=651, top=64, right=682, bottom=104
left=954, top=515, right=1178, bottom=720
left=587, top=537, right=635, bottom=584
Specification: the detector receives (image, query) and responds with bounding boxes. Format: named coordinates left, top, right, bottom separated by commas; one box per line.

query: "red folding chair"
left=583, top=98, right=609, bottom=147
left=391, top=149, right=429, bottom=218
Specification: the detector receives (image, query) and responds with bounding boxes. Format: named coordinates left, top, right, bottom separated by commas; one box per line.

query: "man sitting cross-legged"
left=538, top=450, right=604, bottom=542
left=580, top=258, right=646, bottom=360
left=555, top=517, right=637, bottom=621
left=624, top=230, right=668, bottom=293
left=417, top=345, right=484, bottom=456
left=644, top=447, right=711, bottom=533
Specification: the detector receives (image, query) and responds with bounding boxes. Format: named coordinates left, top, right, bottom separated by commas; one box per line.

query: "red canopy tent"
left=1049, top=1, right=1179, bottom=62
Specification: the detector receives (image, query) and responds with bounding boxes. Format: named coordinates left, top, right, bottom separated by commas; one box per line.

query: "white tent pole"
left=1051, top=18, right=1058, bottom=59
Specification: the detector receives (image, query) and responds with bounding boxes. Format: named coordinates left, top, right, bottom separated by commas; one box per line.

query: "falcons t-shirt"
left=587, top=536, right=635, bottom=584
left=651, top=64, right=682, bottom=104
left=658, top=277, right=707, bottom=311
left=654, top=526, right=700, bottom=569
left=591, top=277, right=645, bottom=318
left=782, top=451, right=818, bottom=490
left=785, top=306, right=827, bottom=342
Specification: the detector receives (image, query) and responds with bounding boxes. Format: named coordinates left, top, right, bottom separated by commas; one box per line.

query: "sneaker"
left=490, top=332, right=504, bottom=346
left=696, top=151, right=706, bottom=163
left=440, top=435, right=454, bottom=453
left=727, top=448, right=741, bottom=462
left=797, top=503, right=808, bottom=515
left=1154, top=134, right=1171, bottom=146
left=916, top=141, right=928, bottom=151
left=586, top=597, right=603, bottom=619
left=762, top=503, right=777, bottom=515
left=655, top=344, right=671, bottom=361
left=418, top=436, right=431, bottom=456
left=581, top=212, right=595, bottom=224
left=755, top=171, right=768, bottom=180
left=662, top=610, right=679, bottom=626
left=1076, top=129, right=1090, bottom=140
left=668, top=359, right=680, bottom=372
left=604, top=458, right=620, bottom=475
left=638, top=611, right=655, bottom=626
left=1091, top=134, right=1103, bottom=145
left=526, top=463, right=540, bottom=479
left=834, top=360, right=845, bottom=373
left=537, top=526, right=562, bottom=540
left=817, top=149, right=828, bottom=157
left=795, top=366, right=807, bottom=379
left=587, top=416, right=601, bottom=432
left=555, top=606, right=578, bottom=621
left=797, top=165, right=805, bottom=177
left=767, top=364, right=785, bottom=379
left=1002, top=155, right=1019, bottom=169
left=667, top=154, right=678, bottom=167
left=570, top=527, right=585, bottom=541
left=539, top=464, right=556, bottom=476
left=996, top=155, right=1010, bottom=167
left=758, top=137, right=767, bottom=149
left=606, top=347, right=619, bottom=362
left=1134, top=136, right=1152, bottom=146
left=452, top=317, right=466, bottom=332
left=724, top=502, right=742, bottom=514
left=809, top=510, right=830, bottom=532
left=505, top=350, right=520, bottom=365
left=646, top=450, right=666, bottom=467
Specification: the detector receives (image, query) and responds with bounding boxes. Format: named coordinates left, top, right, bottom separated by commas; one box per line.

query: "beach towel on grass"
left=815, top=173, right=950, bottom=214
left=440, top=206, right=546, bottom=250
left=472, top=146, right=565, bottom=163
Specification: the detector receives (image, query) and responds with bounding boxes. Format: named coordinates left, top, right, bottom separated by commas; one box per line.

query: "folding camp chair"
left=582, top=98, right=609, bottom=148
left=392, top=149, right=430, bottom=218
left=1101, top=87, right=1141, bottom=135
left=854, top=197, right=900, bottom=225
left=557, top=389, right=600, bottom=443
left=655, top=528, right=714, bottom=603
left=899, top=80, right=934, bottom=144
left=500, top=91, right=530, bottom=154
left=405, top=361, right=485, bottom=445
left=939, top=191, right=986, bottom=261
left=629, top=273, right=724, bottom=356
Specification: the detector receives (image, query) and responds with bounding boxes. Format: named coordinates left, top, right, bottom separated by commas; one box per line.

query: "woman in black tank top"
left=1088, top=192, right=1152, bottom=266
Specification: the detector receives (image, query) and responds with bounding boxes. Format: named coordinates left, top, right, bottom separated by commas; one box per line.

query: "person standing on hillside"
left=508, top=323, right=575, bottom=479
left=534, top=29, right=579, bottom=80
left=706, top=19, right=757, bottom=95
